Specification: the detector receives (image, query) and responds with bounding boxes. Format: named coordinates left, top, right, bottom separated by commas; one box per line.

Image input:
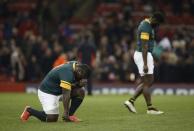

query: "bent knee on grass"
left=46, top=114, right=59, bottom=122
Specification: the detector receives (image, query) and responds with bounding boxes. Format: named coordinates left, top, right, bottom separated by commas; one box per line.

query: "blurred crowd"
left=0, top=0, right=194, bottom=83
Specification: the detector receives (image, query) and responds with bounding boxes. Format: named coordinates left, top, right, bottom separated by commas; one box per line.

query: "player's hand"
left=143, top=65, right=148, bottom=73
left=62, top=115, right=72, bottom=122
left=72, top=79, right=87, bottom=88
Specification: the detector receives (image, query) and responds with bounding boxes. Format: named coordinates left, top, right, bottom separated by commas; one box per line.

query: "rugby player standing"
left=124, top=12, right=165, bottom=115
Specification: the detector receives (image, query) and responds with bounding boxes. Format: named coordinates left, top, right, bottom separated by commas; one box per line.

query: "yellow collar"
left=73, top=62, right=76, bottom=71
left=144, top=18, right=151, bottom=24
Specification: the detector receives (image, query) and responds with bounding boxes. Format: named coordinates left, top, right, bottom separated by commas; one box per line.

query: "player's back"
left=39, top=61, right=76, bottom=95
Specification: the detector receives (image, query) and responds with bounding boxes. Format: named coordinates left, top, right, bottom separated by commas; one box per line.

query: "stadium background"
left=0, top=1, right=194, bottom=131
left=0, top=0, right=194, bottom=94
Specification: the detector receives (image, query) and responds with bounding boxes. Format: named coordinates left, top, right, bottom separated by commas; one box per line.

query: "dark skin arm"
left=62, top=88, right=71, bottom=121
left=142, top=40, right=149, bottom=73
left=62, top=79, right=87, bottom=119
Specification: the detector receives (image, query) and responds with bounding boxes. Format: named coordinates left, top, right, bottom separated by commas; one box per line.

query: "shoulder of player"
left=53, top=61, right=73, bottom=70
left=67, top=60, right=79, bottom=65
left=139, top=19, right=151, bottom=29
left=138, top=23, right=151, bottom=35
left=59, top=63, right=75, bottom=78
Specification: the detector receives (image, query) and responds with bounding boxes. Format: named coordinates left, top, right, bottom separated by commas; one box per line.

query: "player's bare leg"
left=124, top=74, right=163, bottom=114
left=143, top=74, right=164, bottom=115
left=130, top=79, right=144, bottom=101
left=46, top=114, right=58, bottom=122
left=124, top=78, right=143, bottom=113
left=142, top=75, right=153, bottom=107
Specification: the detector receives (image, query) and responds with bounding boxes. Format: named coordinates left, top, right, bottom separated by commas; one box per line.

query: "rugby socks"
left=27, top=108, right=47, bottom=122
left=129, top=98, right=135, bottom=104
left=147, top=105, right=159, bottom=111
left=147, top=104, right=153, bottom=109
left=69, top=97, right=83, bottom=116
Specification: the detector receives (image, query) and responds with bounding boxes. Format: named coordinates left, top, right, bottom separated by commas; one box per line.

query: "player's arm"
left=72, top=79, right=88, bottom=88
left=140, top=32, right=150, bottom=73
left=61, top=88, right=71, bottom=121
left=60, top=80, right=72, bottom=122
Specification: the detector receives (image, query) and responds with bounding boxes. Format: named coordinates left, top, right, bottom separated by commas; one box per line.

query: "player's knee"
left=148, top=77, right=154, bottom=86
left=46, top=114, right=58, bottom=122
left=143, top=75, right=154, bottom=86
left=77, top=88, right=85, bottom=99
left=71, top=87, right=85, bottom=99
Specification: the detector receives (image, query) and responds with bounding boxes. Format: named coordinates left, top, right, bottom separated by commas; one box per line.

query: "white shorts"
left=38, top=89, right=61, bottom=114
left=133, top=51, right=154, bottom=76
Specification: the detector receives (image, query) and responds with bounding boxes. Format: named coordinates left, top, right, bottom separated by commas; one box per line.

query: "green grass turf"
left=0, top=93, right=193, bottom=131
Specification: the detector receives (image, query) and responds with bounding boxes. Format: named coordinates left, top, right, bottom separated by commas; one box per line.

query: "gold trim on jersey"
left=60, top=80, right=71, bottom=90
left=140, top=32, right=150, bottom=40
left=144, top=18, right=151, bottom=24
left=73, top=62, right=76, bottom=71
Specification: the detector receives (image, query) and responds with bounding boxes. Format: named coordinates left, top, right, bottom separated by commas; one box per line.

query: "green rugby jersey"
left=136, top=19, right=155, bottom=53
left=39, top=61, right=77, bottom=95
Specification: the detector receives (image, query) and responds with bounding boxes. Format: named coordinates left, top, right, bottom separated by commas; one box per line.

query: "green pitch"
left=0, top=93, right=193, bottom=131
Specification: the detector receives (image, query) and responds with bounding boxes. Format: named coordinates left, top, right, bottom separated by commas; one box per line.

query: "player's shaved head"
left=149, top=12, right=165, bottom=28
left=151, top=12, right=165, bottom=24
left=75, top=64, right=91, bottom=80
